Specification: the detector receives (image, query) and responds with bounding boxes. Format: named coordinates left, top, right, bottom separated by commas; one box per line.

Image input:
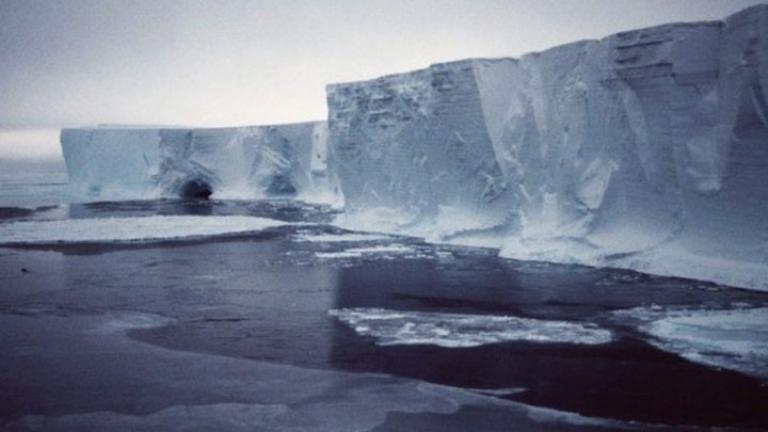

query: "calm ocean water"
left=1, top=157, right=768, bottom=430
left=0, top=158, right=68, bottom=209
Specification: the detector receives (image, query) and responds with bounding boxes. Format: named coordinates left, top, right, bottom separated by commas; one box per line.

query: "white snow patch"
left=329, top=308, right=612, bottom=347
left=0, top=216, right=288, bottom=244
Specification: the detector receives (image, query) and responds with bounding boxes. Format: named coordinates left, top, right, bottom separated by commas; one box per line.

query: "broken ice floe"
left=329, top=308, right=612, bottom=347
left=293, top=232, right=393, bottom=243
left=615, top=306, right=768, bottom=379
left=315, top=244, right=417, bottom=259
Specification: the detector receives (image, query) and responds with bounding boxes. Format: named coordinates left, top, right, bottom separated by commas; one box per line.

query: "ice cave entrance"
left=180, top=179, right=213, bottom=200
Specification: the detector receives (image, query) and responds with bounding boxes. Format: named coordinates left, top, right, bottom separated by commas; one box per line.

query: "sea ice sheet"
left=327, top=5, right=768, bottom=291
left=293, top=232, right=393, bottom=243
left=0, top=215, right=288, bottom=244
left=329, top=308, right=612, bottom=347
left=61, top=122, right=340, bottom=205
left=615, top=306, right=768, bottom=379
left=315, top=245, right=415, bottom=259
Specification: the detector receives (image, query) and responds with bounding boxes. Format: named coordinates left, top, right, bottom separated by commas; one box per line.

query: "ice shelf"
left=61, top=5, right=768, bottom=290
left=61, top=122, right=340, bottom=204
left=327, top=5, right=768, bottom=291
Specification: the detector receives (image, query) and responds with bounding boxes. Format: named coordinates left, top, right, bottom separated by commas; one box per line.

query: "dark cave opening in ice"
left=180, top=179, right=213, bottom=200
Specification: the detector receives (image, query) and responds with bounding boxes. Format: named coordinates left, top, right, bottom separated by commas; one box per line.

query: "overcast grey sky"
left=0, top=0, right=765, bottom=133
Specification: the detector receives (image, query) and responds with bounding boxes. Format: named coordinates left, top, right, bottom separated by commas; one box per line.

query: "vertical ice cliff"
left=61, top=122, right=340, bottom=204
left=327, top=5, right=768, bottom=290
left=59, top=5, right=767, bottom=290
left=327, top=61, right=515, bottom=239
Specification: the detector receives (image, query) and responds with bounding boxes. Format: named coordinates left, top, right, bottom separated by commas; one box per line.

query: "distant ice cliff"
left=61, top=122, right=341, bottom=204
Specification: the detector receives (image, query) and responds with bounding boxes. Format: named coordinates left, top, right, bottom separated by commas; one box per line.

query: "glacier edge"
left=61, top=122, right=343, bottom=206
left=59, top=5, right=768, bottom=291
left=326, top=5, right=768, bottom=291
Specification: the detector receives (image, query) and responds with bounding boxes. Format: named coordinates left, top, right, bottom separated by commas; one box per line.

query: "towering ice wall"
left=61, top=122, right=340, bottom=204
left=327, top=62, right=515, bottom=237
left=327, top=5, right=768, bottom=290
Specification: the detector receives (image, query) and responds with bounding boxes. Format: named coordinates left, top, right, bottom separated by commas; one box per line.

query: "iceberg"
left=327, top=5, right=768, bottom=291
left=61, top=122, right=341, bottom=204
left=60, top=5, right=768, bottom=290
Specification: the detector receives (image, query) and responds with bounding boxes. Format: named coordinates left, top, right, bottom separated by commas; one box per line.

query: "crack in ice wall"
left=327, top=5, right=768, bottom=291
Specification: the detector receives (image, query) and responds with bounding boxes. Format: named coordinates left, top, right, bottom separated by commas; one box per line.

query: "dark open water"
left=1, top=176, right=767, bottom=431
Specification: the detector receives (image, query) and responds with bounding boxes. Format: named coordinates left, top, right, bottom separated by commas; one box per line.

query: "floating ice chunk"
left=615, top=306, right=768, bottom=379
left=315, top=245, right=414, bottom=259
left=464, top=387, right=527, bottom=397
left=329, top=308, right=612, bottom=347
left=294, top=232, right=393, bottom=243
left=0, top=215, right=288, bottom=244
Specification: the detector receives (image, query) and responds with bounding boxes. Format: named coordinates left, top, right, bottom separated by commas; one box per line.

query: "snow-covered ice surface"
left=61, top=122, right=341, bottom=205
left=615, top=306, right=768, bottom=380
left=327, top=5, right=768, bottom=291
left=329, top=308, right=612, bottom=347
left=0, top=215, right=289, bottom=244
